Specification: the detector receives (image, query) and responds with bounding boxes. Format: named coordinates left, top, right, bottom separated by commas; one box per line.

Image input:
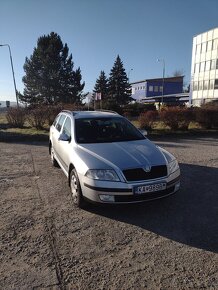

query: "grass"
left=0, top=112, right=8, bottom=124
left=0, top=111, right=49, bottom=142
left=4, top=127, right=49, bottom=136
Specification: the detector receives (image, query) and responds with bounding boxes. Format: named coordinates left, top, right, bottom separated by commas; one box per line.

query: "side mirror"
left=59, top=133, right=71, bottom=142
left=139, top=129, right=148, bottom=136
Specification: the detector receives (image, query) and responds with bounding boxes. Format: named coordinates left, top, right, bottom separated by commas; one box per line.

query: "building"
left=190, top=27, right=218, bottom=106
left=0, top=100, right=11, bottom=108
left=130, top=76, right=184, bottom=103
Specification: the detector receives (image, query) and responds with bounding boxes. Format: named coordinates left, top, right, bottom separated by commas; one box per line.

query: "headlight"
left=85, top=169, right=120, bottom=181
left=168, top=159, right=179, bottom=174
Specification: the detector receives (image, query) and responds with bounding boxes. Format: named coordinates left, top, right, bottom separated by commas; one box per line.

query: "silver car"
left=49, top=110, right=180, bottom=208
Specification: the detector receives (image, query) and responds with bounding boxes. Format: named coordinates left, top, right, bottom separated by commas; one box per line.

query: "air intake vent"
left=123, top=165, right=167, bottom=182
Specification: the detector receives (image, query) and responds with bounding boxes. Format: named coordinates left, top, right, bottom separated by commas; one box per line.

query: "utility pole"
left=0, top=44, right=19, bottom=107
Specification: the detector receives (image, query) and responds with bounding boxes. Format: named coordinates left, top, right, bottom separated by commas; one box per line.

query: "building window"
left=199, top=81, right=203, bottom=90
left=196, top=44, right=201, bottom=54
left=214, top=79, right=218, bottom=90
left=149, top=86, right=153, bottom=92
left=194, top=63, right=199, bottom=73
left=159, top=86, right=163, bottom=92
left=211, top=59, right=216, bottom=70
left=193, top=82, right=198, bottom=91
left=201, top=42, right=207, bottom=53
left=207, top=40, right=212, bottom=51
left=209, top=79, right=214, bottom=90
left=154, top=86, right=158, bottom=92
left=203, top=80, right=208, bottom=90
left=212, top=39, right=218, bottom=50
left=216, top=59, right=218, bottom=70
left=200, top=62, right=205, bottom=72
left=205, top=61, right=210, bottom=71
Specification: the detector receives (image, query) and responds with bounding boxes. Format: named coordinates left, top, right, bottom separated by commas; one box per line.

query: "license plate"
left=134, top=182, right=166, bottom=194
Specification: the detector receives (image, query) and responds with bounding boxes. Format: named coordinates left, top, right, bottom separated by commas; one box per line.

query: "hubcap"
left=71, top=174, right=78, bottom=203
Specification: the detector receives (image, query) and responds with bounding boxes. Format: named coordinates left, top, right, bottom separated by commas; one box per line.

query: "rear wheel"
left=70, top=169, right=86, bottom=208
left=50, top=144, right=59, bottom=167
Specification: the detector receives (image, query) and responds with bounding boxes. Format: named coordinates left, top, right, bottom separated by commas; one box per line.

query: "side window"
left=53, top=115, right=59, bottom=127
left=56, top=115, right=66, bottom=132
left=62, top=117, right=72, bottom=139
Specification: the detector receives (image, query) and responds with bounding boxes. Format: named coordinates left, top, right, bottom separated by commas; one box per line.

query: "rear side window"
left=56, top=115, right=66, bottom=132
left=62, top=117, right=72, bottom=139
left=53, top=115, right=59, bottom=127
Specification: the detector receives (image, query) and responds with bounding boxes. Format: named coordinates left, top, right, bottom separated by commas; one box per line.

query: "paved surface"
left=0, top=137, right=218, bottom=289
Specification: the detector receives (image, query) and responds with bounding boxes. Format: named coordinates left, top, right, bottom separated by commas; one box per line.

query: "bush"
left=138, top=110, right=158, bottom=130
left=123, top=103, right=156, bottom=117
left=159, top=107, right=193, bottom=130
left=27, top=106, right=47, bottom=129
left=194, top=107, right=218, bottom=129
left=6, top=107, right=26, bottom=128
left=46, top=104, right=63, bottom=126
left=27, top=103, right=86, bottom=129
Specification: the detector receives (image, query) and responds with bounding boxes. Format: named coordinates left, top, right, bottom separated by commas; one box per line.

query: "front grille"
left=114, top=186, right=175, bottom=202
left=123, top=165, right=167, bottom=182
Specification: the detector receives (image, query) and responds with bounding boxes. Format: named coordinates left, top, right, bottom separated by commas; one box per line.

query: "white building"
left=190, top=27, right=218, bottom=106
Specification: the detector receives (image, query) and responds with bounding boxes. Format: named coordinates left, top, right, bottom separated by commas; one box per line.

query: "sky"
left=0, top=0, right=218, bottom=102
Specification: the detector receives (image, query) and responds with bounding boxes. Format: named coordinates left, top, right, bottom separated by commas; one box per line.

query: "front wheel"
left=70, top=169, right=86, bottom=208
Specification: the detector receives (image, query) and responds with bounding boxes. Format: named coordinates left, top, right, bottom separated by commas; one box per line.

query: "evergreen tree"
left=20, top=32, right=85, bottom=105
left=93, top=71, right=108, bottom=102
left=108, top=55, right=132, bottom=106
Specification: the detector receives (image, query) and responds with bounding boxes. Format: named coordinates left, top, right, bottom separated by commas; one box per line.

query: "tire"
left=50, top=144, right=59, bottom=167
left=70, top=169, right=86, bottom=208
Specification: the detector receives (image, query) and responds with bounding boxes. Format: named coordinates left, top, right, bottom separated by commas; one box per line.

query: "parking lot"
left=0, top=136, right=218, bottom=289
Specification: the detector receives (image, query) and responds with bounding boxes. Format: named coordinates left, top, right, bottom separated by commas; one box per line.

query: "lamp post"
left=0, top=44, right=19, bottom=107
left=128, top=68, right=133, bottom=82
left=157, top=58, right=165, bottom=106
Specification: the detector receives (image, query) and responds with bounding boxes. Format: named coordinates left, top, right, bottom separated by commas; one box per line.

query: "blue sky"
left=0, top=0, right=218, bottom=102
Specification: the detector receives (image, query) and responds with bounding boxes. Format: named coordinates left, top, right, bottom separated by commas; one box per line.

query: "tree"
left=172, top=69, right=184, bottom=77
left=108, top=55, right=132, bottom=106
left=20, top=32, right=85, bottom=105
left=93, top=71, right=108, bottom=107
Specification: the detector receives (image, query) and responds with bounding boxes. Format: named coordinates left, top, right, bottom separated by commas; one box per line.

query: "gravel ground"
left=0, top=136, right=218, bottom=290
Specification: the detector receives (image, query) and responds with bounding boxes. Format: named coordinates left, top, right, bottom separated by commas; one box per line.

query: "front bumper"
left=81, top=170, right=180, bottom=204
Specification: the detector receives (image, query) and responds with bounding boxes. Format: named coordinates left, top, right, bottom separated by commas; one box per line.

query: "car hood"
left=77, top=139, right=167, bottom=170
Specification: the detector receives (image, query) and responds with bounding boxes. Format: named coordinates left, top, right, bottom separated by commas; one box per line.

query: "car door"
left=57, top=116, right=72, bottom=174
left=52, top=114, right=67, bottom=163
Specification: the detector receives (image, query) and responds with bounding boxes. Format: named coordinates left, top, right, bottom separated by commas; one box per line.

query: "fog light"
left=99, top=194, right=115, bottom=202
left=175, top=182, right=180, bottom=191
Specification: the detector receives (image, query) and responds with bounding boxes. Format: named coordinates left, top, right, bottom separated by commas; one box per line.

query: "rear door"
left=58, top=116, right=73, bottom=173
left=52, top=114, right=67, bottom=163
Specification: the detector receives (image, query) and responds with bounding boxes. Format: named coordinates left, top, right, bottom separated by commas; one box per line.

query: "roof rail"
left=61, top=110, right=74, bottom=115
left=95, top=109, right=119, bottom=115
left=61, top=110, right=73, bottom=114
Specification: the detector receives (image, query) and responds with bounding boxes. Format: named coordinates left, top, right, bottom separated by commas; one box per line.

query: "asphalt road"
left=0, top=136, right=218, bottom=289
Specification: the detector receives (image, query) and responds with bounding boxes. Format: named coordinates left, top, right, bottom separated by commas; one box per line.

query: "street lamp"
left=157, top=58, right=165, bottom=106
left=128, top=68, right=133, bottom=82
left=0, top=44, right=19, bottom=107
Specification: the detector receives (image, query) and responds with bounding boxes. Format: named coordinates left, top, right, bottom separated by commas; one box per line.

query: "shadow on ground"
left=89, top=163, right=218, bottom=253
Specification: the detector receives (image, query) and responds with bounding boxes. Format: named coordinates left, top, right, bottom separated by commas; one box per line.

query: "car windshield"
left=75, top=117, right=145, bottom=144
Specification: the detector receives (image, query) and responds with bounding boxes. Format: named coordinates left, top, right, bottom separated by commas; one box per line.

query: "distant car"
left=49, top=110, right=180, bottom=208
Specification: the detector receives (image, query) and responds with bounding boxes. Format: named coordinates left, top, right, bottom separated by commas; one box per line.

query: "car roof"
left=61, top=110, right=121, bottom=119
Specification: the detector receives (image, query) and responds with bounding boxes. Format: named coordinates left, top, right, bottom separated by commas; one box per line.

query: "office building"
left=190, top=27, right=218, bottom=106
left=131, top=76, right=184, bottom=103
